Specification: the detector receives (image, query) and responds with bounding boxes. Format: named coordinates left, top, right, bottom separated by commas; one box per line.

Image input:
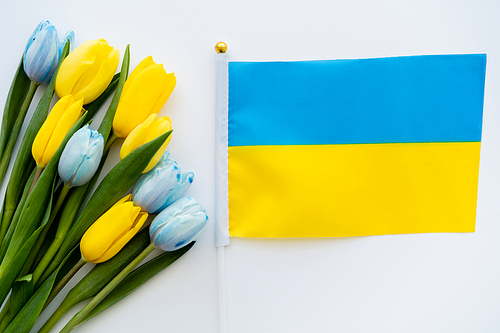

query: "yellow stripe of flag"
left=228, top=142, right=480, bottom=238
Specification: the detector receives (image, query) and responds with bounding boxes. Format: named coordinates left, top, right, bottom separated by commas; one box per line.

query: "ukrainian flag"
left=224, top=54, right=486, bottom=239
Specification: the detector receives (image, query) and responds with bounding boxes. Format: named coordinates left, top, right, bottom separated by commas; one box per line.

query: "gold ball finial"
left=215, top=41, right=228, bottom=53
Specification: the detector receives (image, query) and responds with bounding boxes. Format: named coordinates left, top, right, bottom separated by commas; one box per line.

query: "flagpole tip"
left=215, top=42, right=228, bottom=53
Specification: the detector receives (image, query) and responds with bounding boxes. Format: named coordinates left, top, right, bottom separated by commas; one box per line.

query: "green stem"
left=33, top=137, right=115, bottom=288
left=0, top=302, right=12, bottom=332
left=21, top=184, right=71, bottom=276
left=33, top=185, right=85, bottom=288
left=0, top=168, right=36, bottom=262
left=60, top=244, right=156, bottom=333
left=103, top=131, right=118, bottom=154
left=0, top=297, right=10, bottom=327
left=38, top=305, right=69, bottom=333
left=42, top=258, right=86, bottom=311
left=0, top=81, right=39, bottom=184
left=28, top=165, right=43, bottom=195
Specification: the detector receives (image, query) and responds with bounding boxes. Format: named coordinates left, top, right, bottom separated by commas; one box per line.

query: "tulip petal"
left=163, top=172, right=194, bottom=209
left=150, top=72, right=176, bottom=115
left=142, top=117, right=172, bottom=173
left=115, top=194, right=133, bottom=206
left=81, top=201, right=141, bottom=263
left=153, top=211, right=208, bottom=251
left=132, top=159, right=180, bottom=213
left=58, top=125, right=91, bottom=184
left=121, top=56, right=155, bottom=98
left=59, top=125, right=104, bottom=186
left=55, top=40, right=102, bottom=97
left=150, top=197, right=208, bottom=252
left=131, top=152, right=195, bottom=214
left=23, top=24, right=59, bottom=83
left=119, top=114, right=157, bottom=159
left=55, top=39, right=117, bottom=103
left=154, top=211, right=207, bottom=251
left=94, top=212, right=148, bottom=263
left=72, top=131, right=104, bottom=186
left=59, top=31, right=75, bottom=56
left=32, top=96, right=72, bottom=166
left=41, top=97, right=83, bottom=166
left=113, top=65, right=167, bottom=138
left=74, top=48, right=119, bottom=104
left=24, top=20, right=50, bottom=53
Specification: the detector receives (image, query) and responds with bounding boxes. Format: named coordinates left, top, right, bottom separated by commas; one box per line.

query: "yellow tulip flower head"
left=55, top=39, right=119, bottom=104
left=81, top=194, right=148, bottom=264
left=32, top=95, right=84, bottom=167
left=112, top=56, right=176, bottom=138
left=120, top=114, right=173, bottom=173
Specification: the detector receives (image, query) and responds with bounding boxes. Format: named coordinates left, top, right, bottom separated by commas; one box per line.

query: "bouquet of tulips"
left=0, top=20, right=208, bottom=333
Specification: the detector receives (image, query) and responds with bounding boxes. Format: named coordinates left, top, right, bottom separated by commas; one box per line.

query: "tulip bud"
left=58, top=125, right=104, bottom=187
left=55, top=39, right=119, bottom=104
left=59, top=31, right=75, bottom=56
left=120, top=114, right=172, bottom=173
left=132, top=151, right=194, bottom=214
left=81, top=195, right=148, bottom=264
left=149, top=197, right=208, bottom=252
left=112, top=56, right=176, bottom=138
left=23, top=20, right=75, bottom=84
left=32, top=95, right=84, bottom=167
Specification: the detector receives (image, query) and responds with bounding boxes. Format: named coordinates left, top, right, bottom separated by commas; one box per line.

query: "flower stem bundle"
left=0, top=20, right=208, bottom=333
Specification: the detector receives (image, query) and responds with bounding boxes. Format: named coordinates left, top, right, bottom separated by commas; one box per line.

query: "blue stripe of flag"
left=228, top=54, right=486, bottom=147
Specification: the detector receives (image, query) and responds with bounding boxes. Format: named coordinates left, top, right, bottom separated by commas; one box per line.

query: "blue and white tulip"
left=132, top=151, right=194, bottom=214
left=149, top=197, right=208, bottom=251
left=59, top=31, right=75, bottom=57
left=58, top=125, right=104, bottom=187
left=23, top=20, right=74, bottom=84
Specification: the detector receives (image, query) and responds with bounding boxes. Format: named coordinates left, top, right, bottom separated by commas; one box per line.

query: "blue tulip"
left=132, top=151, right=194, bottom=214
left=58, top=125, right=104, bottom=187
left=23, top=20, right=74, bottom=84
left=149, top=197, right=208, bottom=251
left=59, top=31, right=75, bottom=57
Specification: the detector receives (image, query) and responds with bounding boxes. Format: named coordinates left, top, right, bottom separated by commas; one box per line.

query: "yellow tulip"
left=55, top=39, right=119, bottom=104
left=120, top=114, right=172, bottom=173
left=32, top=95, right=84, bottom=167
left=112, top=56, right=176, bottom=138
left=80, top=194, right=148, bottom=264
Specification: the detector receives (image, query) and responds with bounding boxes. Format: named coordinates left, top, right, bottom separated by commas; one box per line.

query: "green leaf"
left=37, top=232, right=151, bottom=333
left=50, top=229, right=150, bottom=321
left=15, top=274, right=32, bottom=283
left=83, top=242, right=195, bottom=323
left=98, top=45, right=130, bottom=142
left=0, top=112, right=86, bottom=305
left=0, top=179, right=54, bottom=309
left=67, top=130, right=172, bottom=249
left=33, top=48, right=131, bottom=287
left=66, top=230, right=150, bottom=305
left=0, top=81, right=39, bottom=186
left=3, top=248, right=76, bottom=333
left=0, top=56, right=31, bottom=159
left=82, top=72, right=120, bottom=124
left=53, top=245, right=82, bottom=287
left=44, top=130, right=172, bottom=283
left=0, top=167, right=36, bottom=261
left=0, top=41, right=70, bottom=248
left=11, top=274, right=34, bottom=314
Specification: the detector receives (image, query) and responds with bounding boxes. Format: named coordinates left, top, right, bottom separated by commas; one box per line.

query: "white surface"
left=0, top=1, right=499, bottom=332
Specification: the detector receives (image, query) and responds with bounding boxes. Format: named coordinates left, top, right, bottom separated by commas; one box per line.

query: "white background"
left=1, top=0, right=499, bottom=332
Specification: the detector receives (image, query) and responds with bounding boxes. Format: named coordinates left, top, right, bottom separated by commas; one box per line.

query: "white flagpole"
left=215, top=41, right=229, bottom=248
left=215, top=41, right=229, bottom=333
left=217, top=246, right=227, bottom=333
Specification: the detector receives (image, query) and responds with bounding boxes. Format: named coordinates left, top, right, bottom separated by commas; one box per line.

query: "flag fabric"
left=215, top=54, right=486, bottom=246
